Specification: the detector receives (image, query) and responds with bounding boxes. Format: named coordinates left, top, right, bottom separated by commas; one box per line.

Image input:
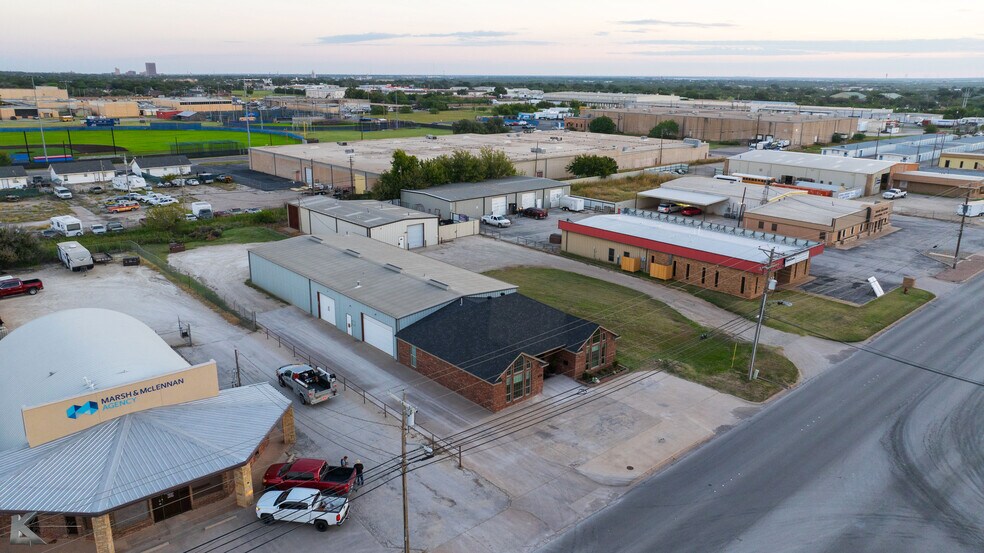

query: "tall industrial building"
left=145, top=62, right=157, bottom=76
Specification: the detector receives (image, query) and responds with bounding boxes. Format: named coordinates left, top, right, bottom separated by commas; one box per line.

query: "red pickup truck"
left=262, top=458, right=357, bottom=496
left=0, top=277, right=44, bottom=298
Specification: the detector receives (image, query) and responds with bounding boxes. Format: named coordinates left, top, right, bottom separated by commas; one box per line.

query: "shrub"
left=566, top=155, right=618, bottom=178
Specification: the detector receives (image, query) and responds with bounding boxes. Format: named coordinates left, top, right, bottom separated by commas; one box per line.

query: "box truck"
left=957, top=200, right=984, bottom=217
left=57, top=241, right=94, bottom=271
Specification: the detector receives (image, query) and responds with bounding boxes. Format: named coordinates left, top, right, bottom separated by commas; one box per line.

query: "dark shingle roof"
left=396, top=294, right=600, bottom=383
left=0, top=166, right=27, bottom=178
left=133, top=155, right=191, bottom=169
left=49, top=160, right=115, bottom=174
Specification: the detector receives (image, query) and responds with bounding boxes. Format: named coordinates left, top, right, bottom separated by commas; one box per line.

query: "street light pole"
left=747, top=247, right=777, bottom=381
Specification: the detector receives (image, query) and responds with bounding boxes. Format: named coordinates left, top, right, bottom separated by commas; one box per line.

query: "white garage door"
left=548, top=188, right=563, bottom=207
left=407, top=224, right=424, bottom=249
left=317, top=293, right=336, bottom=325
left=363, top=314, right=395, bottom=356
left=520, top=192, right=535, bottom=209
left=489, top=196, right=506, bottom=216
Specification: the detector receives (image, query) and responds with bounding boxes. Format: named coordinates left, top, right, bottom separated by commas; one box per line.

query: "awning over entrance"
left=637, top=188, right=729, bottom=207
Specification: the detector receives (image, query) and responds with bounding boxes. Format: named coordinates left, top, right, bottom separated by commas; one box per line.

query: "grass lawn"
left=484, top=267, right=798, bottom=402
left=0, top=129, right=300, bottom=156
left=571, top=173, right=678, bottom=202
left=303, top=127, right=452, bottom=142
left=0, top=197, right=74, bottom=223
left=384, top=108, right=490, bottom=124
left=688, top=286, right=935, bottom=342
left=232, top=90, right=275, bottom=98
left=139, top=226, right=286, bottom=261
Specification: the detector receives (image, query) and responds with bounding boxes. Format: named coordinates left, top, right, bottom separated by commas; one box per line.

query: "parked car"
left=185, top=213, right=198, bottom=221
left=89, top=186, right=104, bottom=194
left=91, top=224, right=107, bottom=235
left=216, top=174, right=234, bottom=183
left=185, top=178, right=200, bottom=186
left=0, top=276, right=44, bottom=297
left=38, top=229, right=59, bottom=239
left=262, top=458, right=357, bottom=496
left=680, top=206, right=703, bottom=216
left=883, top=188, right=907, bottom=199
left=481, top=214, right=511, bottom=227
left=107, top=201, right=140, bottom=213
left=244, top=207, right=262, bottom=214
left=155, top=197, right=178, bottom=206
left=521, top=207, right=548, bottom=219
left=53, top=186, right=73, bottom=199
left=106, top=221, right=125, bottom=233
left=228, top=207, right=244, bottom=215
left=657, top=203, right=682, bottom=213
left=255, top=488, right=349, bottom=532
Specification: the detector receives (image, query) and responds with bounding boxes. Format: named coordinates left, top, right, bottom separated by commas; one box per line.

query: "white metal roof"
left=637, top=188, right=729, bottom=206
left=573, top=214, right=816, bottom=263
left=729, top=150, right=897, bottom=174
left=0, top=384, right=289, bottom=515
left=402, top=176, right=567, bottom=202
left=249, top=234, right=517, bottom=319
left=295, top=197, right=436, bottom=227
left=0, top=309, right=190, bottom=450
left=745, top=195, right=875, bottom=226
left=648, top=176, right=785, bottom=206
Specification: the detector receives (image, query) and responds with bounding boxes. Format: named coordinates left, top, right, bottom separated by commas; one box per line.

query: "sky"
left=3, top=0, right=983, bottom=78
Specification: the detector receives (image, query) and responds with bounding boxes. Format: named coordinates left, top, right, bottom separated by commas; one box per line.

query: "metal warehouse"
left=891, top=171, right=984, bottom=200
left=724, top=150, right=912, bottom=196
left=636, top=176, right=785, bottom=217
left=560, top=213, right=823, bottom=298
left=400, top=176, right=571, bottom=219
left=0, top=309, right=293, bottom=553
left=247, top=131, right=709, bottom=192
left=248, top=234, right=517, bottom=357
left=286, top=197, right=439, bottom=249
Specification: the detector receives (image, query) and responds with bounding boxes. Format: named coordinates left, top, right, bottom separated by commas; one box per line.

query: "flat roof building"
left=636, top=176, right=786, bottom=217
left=400, top=176, right=571, bottom=219
left=580, top=107, right=858, bottom=147
left=724, top=150, right=910, bottom=196
left=742, top=194, right=893, bottom=246
left=0, top=309, right=292, bottom=553
left=892, top=170, right=984, bottom=200
left=248, top=234, right=517, bottom=357
left=542, top=91, right=682, bottom=108
left=0, top=165, right=28, bottom=189
left=286, top=197, right=439, bottom=249
left=940, top=152, right=984, bottom=171
left=560, top=213, right=823, bottom=298
left=248, top=131, right=709, bottom=193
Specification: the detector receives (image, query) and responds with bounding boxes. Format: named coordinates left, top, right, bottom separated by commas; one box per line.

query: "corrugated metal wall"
left=248, top=253, right=313, bottom=313
left=309, top=281, right=399, bottom=355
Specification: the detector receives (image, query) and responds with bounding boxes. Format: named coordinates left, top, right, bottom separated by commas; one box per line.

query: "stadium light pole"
left=32, top=77, right=49, bottom=161
left=243, top=78, right=252, bottom=150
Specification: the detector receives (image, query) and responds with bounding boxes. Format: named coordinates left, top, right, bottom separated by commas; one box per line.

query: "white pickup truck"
left=276, top=364, right=338, bottom=405
left=481, top=214, right=511, bottom=227
left=256, top=488, right=349, bottom=532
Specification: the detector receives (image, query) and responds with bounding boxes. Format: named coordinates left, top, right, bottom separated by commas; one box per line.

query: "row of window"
left=943, top=160, right=981, bottom=170
left=505, top=356, right=533, bottom=403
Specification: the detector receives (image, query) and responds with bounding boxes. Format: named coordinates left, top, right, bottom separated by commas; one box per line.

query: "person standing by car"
left=354, top=460, right=364, bottom=486
left=340, top=455, right=349, bottom=468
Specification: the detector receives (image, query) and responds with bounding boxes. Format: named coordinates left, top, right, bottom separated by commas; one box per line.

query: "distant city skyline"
left=3, top=0, right=983, bottom=78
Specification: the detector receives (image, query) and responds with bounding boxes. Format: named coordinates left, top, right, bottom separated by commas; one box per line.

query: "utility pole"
left=401, top=391, right=411, bottom=553
left=243, top=78, right=252, bottom=149
left=748, top=247, right=777, bottom=381
left=234, top=349, right=242, bottom=387
left=32, top=77, right=49, bottom=161
left=953, top=188, right=971, bottom=269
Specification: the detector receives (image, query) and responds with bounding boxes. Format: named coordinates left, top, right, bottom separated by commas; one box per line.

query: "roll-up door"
left=407, top=224, right=424, bottom=249
left=362, top=314, right=395, bottom=356
left=490, top=196, right=506, bottom=216
left=520, top=192, right=535, bottom=209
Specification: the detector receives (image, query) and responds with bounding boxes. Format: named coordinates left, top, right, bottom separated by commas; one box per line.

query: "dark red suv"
left=521, top=207, right=548, bottom=219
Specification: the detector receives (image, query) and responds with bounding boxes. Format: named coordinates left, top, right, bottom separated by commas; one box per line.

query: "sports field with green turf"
left=0, top=128, right=301, bottom=156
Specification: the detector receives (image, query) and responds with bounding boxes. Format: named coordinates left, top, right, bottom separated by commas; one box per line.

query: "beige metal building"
left=156, top=97, right=240, bottom=113
left=939, top=152, right=984, bottom=171
left=400, top=176, right=571, bottom=219
left=249, top=131, right=709, bottom=192
left=579, top=108, right=858, bottom=146
left=84, top=100, right=140, bottom=118
left=891, top=170, right=984, bottom=200
left=742, top=194, right=893, bottom=246
left=0, top=86, right=67, bottom=101
left=724, top=150, right=913, bottom=196
left=287, top=197, right=439, bottom=249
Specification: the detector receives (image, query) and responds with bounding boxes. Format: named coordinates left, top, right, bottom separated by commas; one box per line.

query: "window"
left=672, top=261, right=677, bottom=277
left=714, top=271, right=719, bottom=287
left=506, top=356, right=531, bottom=403
left=410, top=345, right=417, bottom=368
left=819, top=231, right=826, bottom=241
left=586, top=331, right=604, bottom=370
left=608, top=248, right=615, bottom=262
left=740, top=277, right=746, bottom=294
left=945, top=160, right=951, bottom=168
left=771, top=223, right=778, bottom=232
left=685, top=264, right=691, bottom=280
left=960, top=161, right=964, bottom=168
left=757, top=221, right=764, bottom=229
left=701, top=267, right=706, bottom=284
left=624, top=251, right=630, bottom=258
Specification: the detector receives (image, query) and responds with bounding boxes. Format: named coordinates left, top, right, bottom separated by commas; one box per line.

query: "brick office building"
left=395, top=294, right=618, bottom=411
left=560, top=213, right=824, bottom=299
left=743, top=194, right=893, bottom=246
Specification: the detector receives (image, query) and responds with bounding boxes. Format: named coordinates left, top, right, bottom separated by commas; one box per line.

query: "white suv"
left=481, top=214, right=511, bottom=227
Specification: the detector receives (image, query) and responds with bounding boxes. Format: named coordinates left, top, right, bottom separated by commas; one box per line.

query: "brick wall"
left=397, top=340, right=544, bottom=412
left=544, top=328, right=618, bottom=380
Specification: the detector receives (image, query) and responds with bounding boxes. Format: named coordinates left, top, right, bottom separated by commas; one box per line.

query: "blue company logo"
left=66, top=401, right=99, bottom=419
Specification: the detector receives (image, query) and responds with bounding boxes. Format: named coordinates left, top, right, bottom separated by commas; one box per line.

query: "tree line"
left=373, top=148, right=516, bottom=201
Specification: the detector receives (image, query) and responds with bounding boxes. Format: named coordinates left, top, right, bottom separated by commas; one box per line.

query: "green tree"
left=0, top=227, right=44, bottom=267
left=493, top=85, right=507, bottom=97
left=478, top=147, right=516, bottom=179
left=452, top=119, right=484, bottom=134
left=851, top=133, right=867, bottom=141
left=398, top=105, right=413, bottom=114
left=420, top=156, right=452, bottom=186
left=448, top=149, right=485, bottom=182
left=142, top=204, right=186, bottom=234
left=648, top=120, right=680, bottom=139
left=374, top=150, right=423, bottom=200
left=0, top=151, right=11, bottom=166
left=369, top=105, right=387, bottom=116
left=923, top=124, right=939, bottom=134
left=344, top=87, right=368, bottom=99
left=831, top=133, right=846, bottom=143
left=589, top=116, right=617, bottom=134
left=568, top=100, right=583, bottom=116
left=566, top=155, right=618, bottom=178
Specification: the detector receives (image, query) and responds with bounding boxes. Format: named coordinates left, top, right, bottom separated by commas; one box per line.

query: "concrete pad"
left=456, top=508, right=550, bottom=553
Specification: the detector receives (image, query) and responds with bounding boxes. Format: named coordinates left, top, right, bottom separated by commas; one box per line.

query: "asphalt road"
left=538, top=274, right=984, bottom=552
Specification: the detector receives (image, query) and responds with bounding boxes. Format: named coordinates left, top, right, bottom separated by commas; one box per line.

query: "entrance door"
left=407, top=224, right=424, bottom=249
left=489, top=196, right=506, bottom=216
left=152, top=488, right=192, bottom=522
left=346, top=314, right=353, bottom=335
left=362, top=314, right=395, bottom=356
left=318, top=292, right=336, bottom=326
left=287, top=204, right=300, bottom=230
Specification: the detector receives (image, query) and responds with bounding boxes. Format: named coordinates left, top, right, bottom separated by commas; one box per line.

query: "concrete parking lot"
left=194, top=161, right=298, bottom=191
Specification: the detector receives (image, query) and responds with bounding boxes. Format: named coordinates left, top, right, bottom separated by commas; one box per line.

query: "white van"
left=50, top=215, right=84, bottom=237
left=191, top=201, right=213, bottom=219
left=559, top=195, right=585, bottom=212
left=57, top=241, right=94, bottom=271
left=53, top=186, right=73, bottom=199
